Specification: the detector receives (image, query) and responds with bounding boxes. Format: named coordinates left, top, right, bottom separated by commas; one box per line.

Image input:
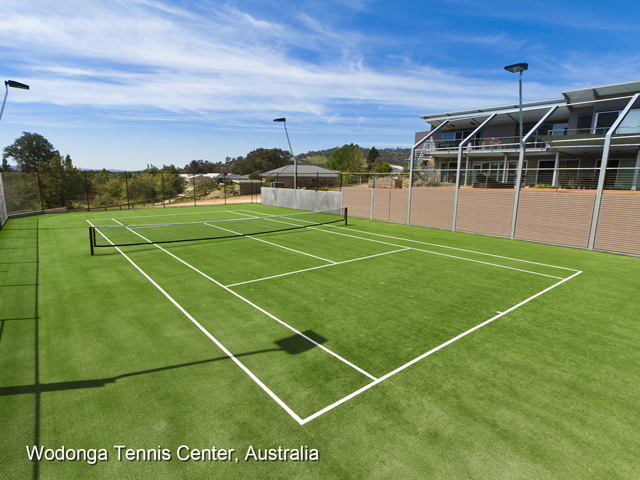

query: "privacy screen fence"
left=0, top=170, right=261, bottom=225
left=340, top=167, right=640, bottom=256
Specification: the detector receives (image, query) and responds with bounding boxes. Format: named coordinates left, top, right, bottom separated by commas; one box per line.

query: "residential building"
left=339, top=79, right=640, bottom=255
left=414, top=79, right=640, bottom=191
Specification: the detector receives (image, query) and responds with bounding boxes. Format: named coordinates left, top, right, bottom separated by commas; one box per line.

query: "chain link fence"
left=0, top=170, right=261, bottom=219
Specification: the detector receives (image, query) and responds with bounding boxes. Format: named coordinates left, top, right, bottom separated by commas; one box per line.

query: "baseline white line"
left=235, top=214, right=566, bottom=280
left=299, top=269, right=583, bottom=424
left=236, top=209, right=579, bottom=273
left=110, top=219, right=377, bottom=381
left=87, top=220, right=304, bottom=425
left=315, top=224, right=579, bottom=272
left=203, top=222, right=336, bottom=264
left=225, top=248, right=410, bottom=288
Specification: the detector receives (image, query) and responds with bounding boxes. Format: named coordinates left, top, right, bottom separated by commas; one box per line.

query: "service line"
left=110, top=218, right=377, bottom=382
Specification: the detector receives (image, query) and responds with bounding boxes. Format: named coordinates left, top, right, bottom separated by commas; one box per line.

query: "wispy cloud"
left=0, top=0, right=533, bottom=126
left=0, top=0, right=639, bottom=168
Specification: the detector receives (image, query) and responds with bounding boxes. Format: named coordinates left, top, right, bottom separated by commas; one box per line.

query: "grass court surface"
left=1, top=204, right=638, bottom=479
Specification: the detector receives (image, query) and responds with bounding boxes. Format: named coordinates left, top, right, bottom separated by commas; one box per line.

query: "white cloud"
left=0, top=0, right=533, bottom=123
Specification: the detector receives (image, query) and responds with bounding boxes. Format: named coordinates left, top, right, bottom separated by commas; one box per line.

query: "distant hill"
left=297, top=147, right=411, bottom=168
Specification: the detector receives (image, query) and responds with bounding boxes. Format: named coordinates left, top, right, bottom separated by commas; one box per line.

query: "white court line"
left=90, top=213, right=583, bottom=424
left=299, top=268, right=583, bottom=424
left=109, top=218, right=377, bottom=382
left=233, top=212, right=566, bottom=280
left=203, top=222, right=337, bottom=264
left=236, top=209, right=578, bottom=273
left=87, top=220, right=304, bottom=425
left=225, top=248, right=410, bottom=288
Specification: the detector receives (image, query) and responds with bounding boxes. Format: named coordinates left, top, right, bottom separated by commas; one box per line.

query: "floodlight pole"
left=0, top=80, right=30, bottom=123
left=274, top=118, right=296, bottom=191
left=504, top=63, right=528, bottom=239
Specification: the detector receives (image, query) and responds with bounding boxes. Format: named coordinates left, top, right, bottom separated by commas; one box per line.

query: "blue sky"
left=1, top=0, right=639, bottom=170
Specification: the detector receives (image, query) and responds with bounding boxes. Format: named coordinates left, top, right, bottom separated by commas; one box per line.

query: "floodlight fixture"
left=273, top=117, right=297, bottom=190
left=0, top=79, right=30, bottom=123
left=504, top=63, right=528, bottom=73
left=6, top=80, right=30, bottom=90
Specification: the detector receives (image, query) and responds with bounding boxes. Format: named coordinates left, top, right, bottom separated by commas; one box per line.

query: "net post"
left=89, top=227, right=94, bottom=256
left=344, top=207, right=348, bottom=225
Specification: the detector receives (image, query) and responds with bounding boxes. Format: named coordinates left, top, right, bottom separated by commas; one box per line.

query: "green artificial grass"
left=0, top=204, right=639, bottom=479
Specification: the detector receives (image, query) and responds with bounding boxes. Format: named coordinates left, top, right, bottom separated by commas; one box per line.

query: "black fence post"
left=84, top=171, right=91, bottom=211
left=36, top=169, right=45, bottom=213
left=192, top=172, right=196, bottom=206
left=160, top=170, right=165, bottom=208
left=224, top=172, right=227, bottom=206
left=124, top=172, right=131, bottom=210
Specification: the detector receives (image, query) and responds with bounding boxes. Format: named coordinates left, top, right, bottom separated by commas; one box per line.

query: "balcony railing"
left=408, top=167, right=640, bottom=191
left=420, top=127, right=640, bottom=154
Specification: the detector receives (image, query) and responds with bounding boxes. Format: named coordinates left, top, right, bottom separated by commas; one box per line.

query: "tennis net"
left=89, top=208, right=347, bottom=255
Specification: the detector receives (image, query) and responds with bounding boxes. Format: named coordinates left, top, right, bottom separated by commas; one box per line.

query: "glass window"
left=550, top=123, right=568, bottom=135
left=617, top=109, right=640, bottom=134
left=594, top=111, right=620, bottom=133
left=442, top=132, right=456, bottom=141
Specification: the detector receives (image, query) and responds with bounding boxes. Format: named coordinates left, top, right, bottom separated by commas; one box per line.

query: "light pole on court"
left=273, top=118, right=297, bottom=191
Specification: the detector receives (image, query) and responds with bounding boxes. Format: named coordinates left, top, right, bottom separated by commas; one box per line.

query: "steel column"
left=588, top=93, right=640, bottom=250
left=452, top=114, right=496, bottom=231
left=510, top=105, right=560, bottom=239
left=551, top=151, right=560, bottom=187
left=406, top=121, right=449, bottom=224
left=631, top=149, right=640, bottom=191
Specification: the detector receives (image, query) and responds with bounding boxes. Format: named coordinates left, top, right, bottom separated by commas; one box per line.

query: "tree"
left=231, top=148, right=292, bottom=175
left=2, top=132, right=84, bottom=209
left=2, top=132, right=59, bottom=172
left=366, top=146, right=380, bottom=170
left=374, top=162, right=393, bottom=173
left=347, top=145, right=365, bottom=172
left=325, top=144, right=359, bottom=172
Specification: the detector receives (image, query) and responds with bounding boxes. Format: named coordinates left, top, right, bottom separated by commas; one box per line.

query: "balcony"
left=422, top=136, right=535, bottom=155
left=421, top=129, right=640, bottom=157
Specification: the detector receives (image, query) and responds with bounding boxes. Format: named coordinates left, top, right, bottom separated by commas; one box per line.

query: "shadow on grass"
left=0, top=329, right=328, bottom=397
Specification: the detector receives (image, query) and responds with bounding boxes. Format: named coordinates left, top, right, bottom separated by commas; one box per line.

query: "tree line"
left=1, top=132, right=404, bottom=212
left=1, top=132, right=186, bottom=211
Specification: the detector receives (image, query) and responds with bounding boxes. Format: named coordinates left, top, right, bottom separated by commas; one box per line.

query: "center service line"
left=110, top=219, right=377, bottom=382
left=203, top=222, right=337, bottom=264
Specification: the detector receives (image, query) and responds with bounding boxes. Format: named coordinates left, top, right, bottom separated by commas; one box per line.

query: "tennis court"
left=1, top=204, right=638, bottom=479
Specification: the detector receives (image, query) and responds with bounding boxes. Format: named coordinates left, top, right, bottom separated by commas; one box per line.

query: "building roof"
left=419, top=78, right=640, bottom=130
left=561, top=79, right=640, bottom=103
left=215, top=173, right=248, bottom=179
left=262, top=165, right=340, bottom=176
